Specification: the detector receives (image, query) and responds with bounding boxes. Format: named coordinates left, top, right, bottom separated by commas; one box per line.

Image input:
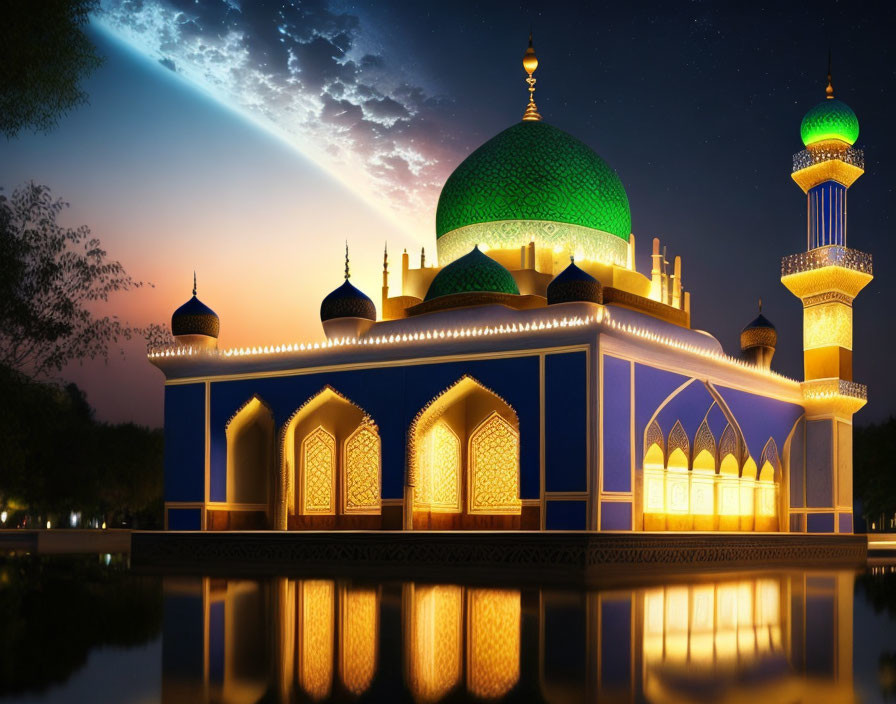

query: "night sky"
left=2, top=0, right=894, bottom=427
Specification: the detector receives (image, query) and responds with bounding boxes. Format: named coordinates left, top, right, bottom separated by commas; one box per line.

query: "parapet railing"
left=793, top=145, right=864, bottom=172
left=781, top=245, right=873, bottom=277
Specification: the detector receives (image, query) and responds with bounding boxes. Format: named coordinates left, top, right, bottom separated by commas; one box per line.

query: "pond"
left=1, top=555, right=895, bottom=703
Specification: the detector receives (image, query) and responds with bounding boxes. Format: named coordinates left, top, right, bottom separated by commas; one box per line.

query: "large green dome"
left=425, top=246, right=519, bottom=301
left=800, top=99, right=859, bottom=147
left=435, top=121, right=631, bottom=266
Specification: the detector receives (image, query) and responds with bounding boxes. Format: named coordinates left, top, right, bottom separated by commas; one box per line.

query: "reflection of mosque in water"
left=162, top=572, right=856, bottom=703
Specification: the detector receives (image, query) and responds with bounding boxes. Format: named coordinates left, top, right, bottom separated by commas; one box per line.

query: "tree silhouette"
left=0, top=183, right=146, bottom=378
left=0, top=0, right=103, bottom=138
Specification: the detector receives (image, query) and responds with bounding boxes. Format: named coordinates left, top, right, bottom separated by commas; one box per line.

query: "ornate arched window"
left=301, top=427, right=336, bottom=515
left=692, top=420, right=716, bottom=473
left=343, top=422, right=381, bottom=514
left=468, top=412, right=521, bottom=515
left=419, top=420, right=462, bottom=512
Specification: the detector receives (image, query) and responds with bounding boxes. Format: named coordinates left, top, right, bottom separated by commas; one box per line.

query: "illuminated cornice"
left=148, top=306, right=800, bottom=387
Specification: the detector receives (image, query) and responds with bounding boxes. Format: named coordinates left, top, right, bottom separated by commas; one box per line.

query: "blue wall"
left=545, top=351, right=588, bottom=492
left=602, top=356, right=631, bottom=493
left=164, top=384, right=205, bottom=502
left=202, top=354, right=563, bottom=502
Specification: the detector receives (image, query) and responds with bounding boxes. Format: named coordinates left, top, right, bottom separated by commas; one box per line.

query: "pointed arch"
left=407, top=375, right=518, bottom=489
left=407, top=375, right=520, bottom=525
left=301, top=427, right=336, bottom=515
left=759, top=438, right=780, bottom=482
left=644, top=420, right=665, bottom=468
left=225, top=395, right=275, bottom=506
left=692, top=420, right=716, bottom=473
left=343, top=422, right=381, bottom=514
left=667, top=421, right=689, bottom=470
left=279, top=386, right=381, bottom=528
left=468, top=412, right=521, bottom=515
left=718, top=424, right=740, bottom=475
left=418, top=421, right=462, bottom=512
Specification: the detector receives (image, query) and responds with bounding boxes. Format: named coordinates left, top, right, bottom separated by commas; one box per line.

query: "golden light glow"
left=466, top=589, right=521, bottom=699
left=298, top=580, right=335, bottom=701
left=641, top=425, right=780, bottom=531
left=468, top=413, right=521, bottom=515
left=642, top=578, right=784, bottom=685
left=301, top=427, right=336, bottom=514
left=781, top=265, right=871, bottom=300
left=791, top=158, right=864, bottom=193
left=339, top=587, right=378, bottom=696
left=407, top=585, right=463, bottom=703
left=225, top=396, right=274, bottom=505
left=343, top=423, right=381, bottom=514
left=417, top=421, right=461, bottom=512
left=804, top=301, right=852, bottom=350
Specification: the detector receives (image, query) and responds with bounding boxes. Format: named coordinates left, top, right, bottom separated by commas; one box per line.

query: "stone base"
left=132, top=531, right=867, bottom=587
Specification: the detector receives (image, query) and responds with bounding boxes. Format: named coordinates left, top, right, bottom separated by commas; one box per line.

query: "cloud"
left=95, top=0, right=462, bottom=237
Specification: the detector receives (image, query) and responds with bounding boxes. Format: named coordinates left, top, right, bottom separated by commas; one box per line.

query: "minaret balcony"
left=781, top=245, right=873, bottom=300
left=792, top=145, right=864, bottom=192
left=802, top=378, right=867, bottom=417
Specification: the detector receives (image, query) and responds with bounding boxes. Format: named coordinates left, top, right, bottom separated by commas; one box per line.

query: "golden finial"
left=344, top=241, right=350, bottom=280
left=825, top=50, right=834, bottom=99
left=758, top=297, right=763, bottom=313
left=522, top=32, right=541, bottom=122
left=192, top=271, right=197, bottom=297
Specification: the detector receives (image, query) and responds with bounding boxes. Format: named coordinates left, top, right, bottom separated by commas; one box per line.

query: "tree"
left=854, top=417, right=896, bottom=529
left=0, top=183, right=146, bottom=378
left=0, top=1, right=103, bottom=138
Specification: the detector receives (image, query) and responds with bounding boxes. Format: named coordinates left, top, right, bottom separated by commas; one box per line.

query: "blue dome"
left=320, top=280, right=376, bottom=322
left=547, top=260, right=602, bottom=305
left=172, top=295, right=219, bottom=338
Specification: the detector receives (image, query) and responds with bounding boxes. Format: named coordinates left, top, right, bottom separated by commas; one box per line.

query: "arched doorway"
left=407, top=376, right=521, bottom=530
left=222, top=396, right=275, bottom=529
left=279, top=387, right=381, bottom=530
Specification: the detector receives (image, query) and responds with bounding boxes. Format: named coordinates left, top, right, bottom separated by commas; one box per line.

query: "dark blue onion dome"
left=172, top=275, right=220, bottom=338
left=320, top=279, right=376, bottom=322
left=740, top=302, right=777, bottom=350
left=320, top=247, right=376, bottom=322
left=547, top=258, right=602, bottom=305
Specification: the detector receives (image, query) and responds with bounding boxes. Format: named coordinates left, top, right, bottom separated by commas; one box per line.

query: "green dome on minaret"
left=800, top=98, right=859, bottom=147
left=800, top=64, right=859, bottom=147
left=436, top=121, right=631, bottom=240
left=425, top=246, right=520, bottom=301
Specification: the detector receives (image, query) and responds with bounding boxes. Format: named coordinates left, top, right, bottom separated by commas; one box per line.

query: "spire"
left=522, top=32, right=542, bottom=122
left=826, top=50, right=834, bottom=99
left=383, top=242, right=388, bottom=271
left=758, top=297, right=763, bottom=313
left=192, top=271, right=197, bottom=297
left=344, top=241, right=350, bottom=280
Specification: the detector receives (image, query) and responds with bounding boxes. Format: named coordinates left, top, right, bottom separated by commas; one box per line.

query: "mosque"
left=150, top=39, right=871, bottom=535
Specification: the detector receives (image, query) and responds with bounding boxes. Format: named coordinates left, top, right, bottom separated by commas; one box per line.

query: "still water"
left=2, top=556, right=896, bottom=703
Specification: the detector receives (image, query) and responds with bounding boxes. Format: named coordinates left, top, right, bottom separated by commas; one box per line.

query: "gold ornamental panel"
left=343, top=424, right=381, bottom=514
left=468, top=413, right=521, bottom=515
left=302, top=427, right=336, bottom=514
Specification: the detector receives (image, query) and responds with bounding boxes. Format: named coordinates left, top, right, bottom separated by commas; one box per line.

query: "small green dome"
left=425, top=246, right=520, bottom=301
left=436, top=121, right=631, bottom=241
left=800, top=99, right=859, bottom=147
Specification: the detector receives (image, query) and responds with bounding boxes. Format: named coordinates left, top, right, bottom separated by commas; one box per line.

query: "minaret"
left=781, top=59, right=872, bottom=533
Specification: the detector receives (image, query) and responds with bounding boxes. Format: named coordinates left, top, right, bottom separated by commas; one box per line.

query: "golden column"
left=781, top=63, right=871, bottom=532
